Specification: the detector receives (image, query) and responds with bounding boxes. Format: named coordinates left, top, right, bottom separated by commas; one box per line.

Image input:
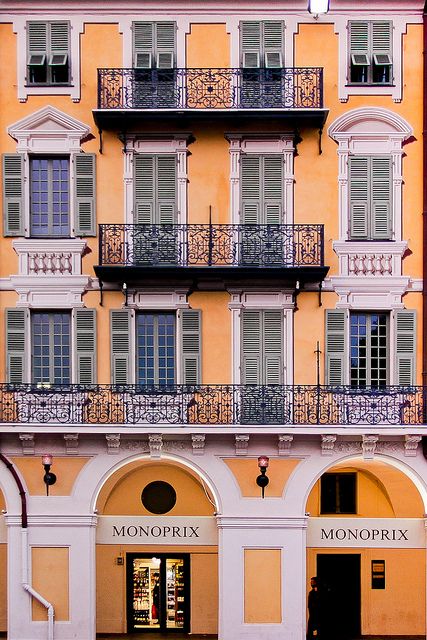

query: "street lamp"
left=308, top=0, right=330, bottom=18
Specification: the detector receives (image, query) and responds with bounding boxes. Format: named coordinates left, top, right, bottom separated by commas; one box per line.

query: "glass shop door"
left=126, top=553, right=190, bottom=633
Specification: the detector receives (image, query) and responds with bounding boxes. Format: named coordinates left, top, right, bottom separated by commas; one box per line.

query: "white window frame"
left=333, top=15, right=411, bottom=103
left=123, top=135, right=191, bottom=225
left=229, top=291, right=294, bottom=385
left=13, top=16, right=83, bottom=102
left=18, top=308, right=88, bottom=384
left=327, top=107, right=413, bottom=308
left=7, top=106, right=92, bottom=307
left=226, top=134, right=295, bottom=225
left=330, top=308, right=406, bottom=386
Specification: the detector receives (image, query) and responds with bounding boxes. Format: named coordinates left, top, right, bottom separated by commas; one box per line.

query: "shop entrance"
left=317, top=554, right=361, bottom=639
left=126, top=554, right=190, bottom=634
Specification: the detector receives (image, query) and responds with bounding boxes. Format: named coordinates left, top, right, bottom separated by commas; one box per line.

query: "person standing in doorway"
left=307, top=576, right=321, bottom=639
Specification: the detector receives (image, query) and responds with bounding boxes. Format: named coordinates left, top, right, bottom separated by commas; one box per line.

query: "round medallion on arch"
left=141, top=481, right=177, bottom=514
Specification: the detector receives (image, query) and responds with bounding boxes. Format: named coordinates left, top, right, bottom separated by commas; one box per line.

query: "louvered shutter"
left=263, top=21, right=284, bottom=68
left=27, top=22, right=48, bottom=67
left=180, top=309, right=201, bottom=385
left=134, top=155, right=154, bottom=223
left=241, top=21, right=261, bottom=68
left=6, top=309, right=28, bottom=384
left=371, top=157, right=391, bottom=239
left=349, top=22, right=369, bottom=60
left=155, top=22, right=176, bottom=69
left=325, top=310, right=347, bottom=385
left=133, top=22, right=153, bottom=68
left=263, top=156, right=283, bottom=224
left=263, top=310, right=283, bottom=384
left=73, top=308, right=96, bottom=384
left=49, top=22, right=69, bottom=62
left=349, top=156, right=369, bottom=239
left=157, top=156, right=177, bottom=223
left=241, top=155, right=261, bottom=224
left=74, top=154, right=96, bottom=236
left=241, top=310, right=261, bottom=384
left=3, top=154, right=25, bottom=236
left=372, top=22, right=392, bottom=64
left=395, top=310, right=416, bottom=386
left=111, top=310, right=132, bottom=385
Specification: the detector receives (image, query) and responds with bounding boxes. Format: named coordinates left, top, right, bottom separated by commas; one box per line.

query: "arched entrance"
left=94, top=457, right=219, bottom=637
left=305, top=457, right=426, bottom=639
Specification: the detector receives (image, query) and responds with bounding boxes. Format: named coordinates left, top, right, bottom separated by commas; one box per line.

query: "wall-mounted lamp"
left=42, top=454, right=57, bottom=496
left=122, top=282, right=128, bottom=307
left=256, top=456, right=270, bottom=498
left=308, top=0, right=330, bottom=18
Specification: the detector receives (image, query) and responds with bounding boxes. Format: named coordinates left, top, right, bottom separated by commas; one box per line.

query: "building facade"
left=0, top=1, right=426, bottom=639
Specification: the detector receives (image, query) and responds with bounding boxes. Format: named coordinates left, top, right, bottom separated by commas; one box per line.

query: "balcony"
left=93, top=67, right=327, bottom=129
left=94, top=223, right=328, bottom=289
left=0, top=384, right=424, bottom=430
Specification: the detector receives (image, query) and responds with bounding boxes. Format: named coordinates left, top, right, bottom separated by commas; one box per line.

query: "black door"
left=126, top=553, right=190, bottom=633
left=316, top=553, right=361, bottom=640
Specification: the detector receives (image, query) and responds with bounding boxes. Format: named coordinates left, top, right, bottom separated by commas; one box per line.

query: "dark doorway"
left=316, top=553, right=361, bottom=640
left=126, top=553, right=190, bottom=634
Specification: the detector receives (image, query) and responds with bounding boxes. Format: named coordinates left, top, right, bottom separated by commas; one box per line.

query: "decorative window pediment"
left=7, top=105, right=92, bottom=153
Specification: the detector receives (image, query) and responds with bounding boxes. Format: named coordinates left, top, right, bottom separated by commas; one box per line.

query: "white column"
left=218, top=516, right=307, bottom=640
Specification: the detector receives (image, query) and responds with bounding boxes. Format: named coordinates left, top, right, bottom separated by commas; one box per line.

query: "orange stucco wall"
left=244, top=548, right=282, bottom=623
left=32, top=547, right=69, bottom=621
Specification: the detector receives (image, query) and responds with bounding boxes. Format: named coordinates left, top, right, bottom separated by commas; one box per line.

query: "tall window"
left=30, top=157, right=70, bottom=237
left=136, top=313, right=176, bottom=386
left=27, top=21, right=70, bottom=85
left=349, top=156, right=392, bottom=240
left=349, top=21, right=392, bottom=85
left=350, top=313, right=388, bottom=387
left=240, top=21, right=284, bottom=69
left=31, top=312, right=71, bottom=385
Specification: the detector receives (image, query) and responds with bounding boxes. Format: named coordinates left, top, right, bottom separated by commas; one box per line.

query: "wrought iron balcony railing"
left=97, top=67, right=323, bottom=110
left=98, top=224, right=324, bottom=268
left=0, top=384, right=424, bottom=427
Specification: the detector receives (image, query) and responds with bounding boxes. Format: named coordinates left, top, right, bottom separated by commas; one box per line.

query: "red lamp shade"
left=258, top=456, right=269, bottom=469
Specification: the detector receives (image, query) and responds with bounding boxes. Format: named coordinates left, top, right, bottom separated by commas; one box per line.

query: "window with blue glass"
left=30, top=157, right=70, bottom=237
left=136, top=313, right=175, bottom=386
left=350, top=312, right=388, bottom=387
left=31, top=312, right=71, bottom=384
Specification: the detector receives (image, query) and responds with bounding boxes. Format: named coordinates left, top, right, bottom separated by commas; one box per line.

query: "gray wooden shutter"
left=348, top=22, right=371, bottom=72
left=241, top=21, right=261, bottom=68
left=241, top=155, right=261, bottom=224
left=134, top=155, right=154, bottom=223
left=349, top=156, right=369, bottom=239
left=110, top=310, right=132, bottom=385
left=74, top=153, right=96, bottom=236
left=263, top=156, right=283, bottom=224
left=371, top=157, right=391, bottom=239
left=155, top=22, right=176, bottom=68
left=395, top=310, right=416, bottom=386
left=3, top=154, right=25, bottom=236
left=263, top=21, right=284, bottom=68
left=73, top=308, right=96, bottom=385
left=181, top=309, right=201, bottom=385
left=372, top=22, right=392, bottom=63
left=6, top=309, right=28, bottom=384
left=49, top=22, right=70, bottom=60
left=241, top=310, right=261, bottom=384
left=27, top=22, right=48, bottom=68
left=157, top=155, right=177, bottom=223
left=133, top=22, right=154, bottom=68
left=263, top=310, right=283, bottom=384
left=325, top=310, right=347, bottom=386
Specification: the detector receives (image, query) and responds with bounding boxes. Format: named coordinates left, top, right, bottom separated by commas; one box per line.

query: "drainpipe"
left=0, top=453, right=54, bottom=640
